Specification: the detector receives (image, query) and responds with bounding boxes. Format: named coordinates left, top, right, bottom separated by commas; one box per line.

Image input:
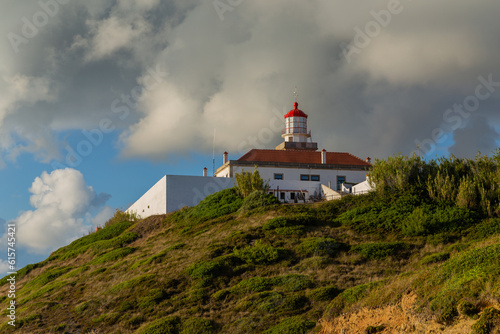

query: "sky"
left=1, top=0, right=500, bottom=272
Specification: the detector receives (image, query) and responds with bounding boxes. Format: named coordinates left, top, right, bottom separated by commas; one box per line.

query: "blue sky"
left=1, top=0, right=500, bottom=273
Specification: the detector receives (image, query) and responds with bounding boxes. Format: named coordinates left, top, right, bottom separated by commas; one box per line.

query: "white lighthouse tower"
left=276, top=100, right=318, bottom=151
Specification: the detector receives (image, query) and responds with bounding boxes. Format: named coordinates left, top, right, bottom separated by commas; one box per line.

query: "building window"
left=337, top=176, right=346, bottom=191
left=274, top=173, right=284, bottom=180
left=300, top=174, right=310, bottom=181
left=290, top=192, right=295, bottom=200
left=280, top=192, right=285, bottom=200
left=311, top=175, right=320, bottom=181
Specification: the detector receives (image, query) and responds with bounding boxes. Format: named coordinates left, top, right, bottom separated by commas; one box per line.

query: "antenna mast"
left=212, top=128, right=216, bottom=176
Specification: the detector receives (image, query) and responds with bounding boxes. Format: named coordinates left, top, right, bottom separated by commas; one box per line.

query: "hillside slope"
left=1, top=181, right=500, bottom=333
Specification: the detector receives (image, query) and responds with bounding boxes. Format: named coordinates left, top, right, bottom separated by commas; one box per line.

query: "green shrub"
left=190, top=188, right=243, bottom=220
left=109, top=274, right=156, bottom=294
left=234, top=240, right=287, bottom=265
left=105, top=209, right=140, bottom=227
left=436, top=303, right=458, bottom=324
left=274, top=226, right=305, bottom=235
left=23, top=267, right=72, bottom=289
left=74, top=301, right=89, bottom=314
left=264, top=316, right=316, bottom=334
left=402, top=206, right=477, bottom=236
left=296, top=238, right=345, bottom=257
left=263, top=217, right=297, bottom=230
left=419, top=252, right=450, bottom=265
left=239, top=190, right=280, bottom=212
left=135, top=317, right=180, bottom=334
left=0, top=262, right=43, bottom=286
left=468, top=218, right=500, bottom=240
left=92, top=232, right=139, bottom=253
left=232, top=277, right=274, bottom=293
left=57, top=220, right=132, bottom=255
left=351, top=242, right=410, bottom=260
left=235, top=167, right=270, bottom=197
left=187, top=255, right=242, bottom=281
left=92, top=312, right=120, bottom=325
left=180, top=318, right=217, bottom=334
left=128, top=315, right=146, bottom=328
left=458, top=300, right=478, bottom=317
left=275, top=274, right=313, bottom=292
left=53, top=323, right=66, bottom=332
left=326, top=281, right=383, bottom=317
left=278, top=294, right=309, bottom=313
left=307, top=285, right=341, bottom=301
left=91, top=247, right=135, bottom=264
left=138, top=288, right=168, bottom=309
left=471, top=307, right=500, bottom=334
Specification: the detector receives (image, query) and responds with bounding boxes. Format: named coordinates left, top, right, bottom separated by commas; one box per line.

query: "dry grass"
left=319, top=292, right=476, bottom=334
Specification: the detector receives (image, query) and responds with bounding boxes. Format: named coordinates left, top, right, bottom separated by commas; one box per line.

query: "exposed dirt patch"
left=319, top=292, right=476, bottom=334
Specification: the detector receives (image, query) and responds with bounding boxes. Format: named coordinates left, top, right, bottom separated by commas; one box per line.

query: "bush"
left=105, top=209, right=139, bottom=227
left=471, top=307, right=500, bottom=334
left=326, top=281, right=383, bottom=317
left=138, top=288, right=168, bottom=309
left=239, top=190, right=280, bottom=212
left=135, top=317, right=180, bottom=334
left=234, top=240, right=287, bottom=265
left=351, top=242, right=410, bottom=260
left=190, top=188, right=244, bottom=221
left=91, top=247, right=135, bottom=264
left=23, top=267, right=72, bottom=289
left=56, top=220, right=132, bottom=256
left=180, top=318, right=217, bottom=334
left=296, top=238, right=345, bottom=257
left=307, top=286, right=341, bottom=301
left=264, top=316, right=316, bottom=334
left=235, top=167, right=270, bottom=197
left=419, top=252, right=450, bottom=265
left=468, top=218, right=500, bottom=240
left=187, top=255, right=242, bottom=281
left=263, top=217, right=298, bottom=230
left=402, top=205, right=477, bottom=236
left=275, top=274, right=313, bottom=292
left=458, top=300, right=479, bottom=317
left=232, top=277, right=274, bottom=293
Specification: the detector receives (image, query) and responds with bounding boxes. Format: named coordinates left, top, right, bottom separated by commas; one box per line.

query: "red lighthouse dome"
left=284, top=102, right=308, bottom=119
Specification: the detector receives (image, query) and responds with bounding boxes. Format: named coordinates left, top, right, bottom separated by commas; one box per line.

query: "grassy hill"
left=1, top=154, right=500, bottom=333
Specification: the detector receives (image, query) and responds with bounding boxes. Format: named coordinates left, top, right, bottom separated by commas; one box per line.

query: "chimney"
left=321, top=149, right=327, bottom=164
left=203, top=167, right=208, bottom=177
left=366, top=157, right=371, bottom=164
left=223, top=152, right=228, bottom=164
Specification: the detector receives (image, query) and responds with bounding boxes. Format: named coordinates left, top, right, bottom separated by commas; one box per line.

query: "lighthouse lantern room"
left=276, top=101, right=318, bottom=151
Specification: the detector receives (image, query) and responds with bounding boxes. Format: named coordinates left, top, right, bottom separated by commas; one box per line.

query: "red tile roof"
left=237, top=149, right=371, bottom=166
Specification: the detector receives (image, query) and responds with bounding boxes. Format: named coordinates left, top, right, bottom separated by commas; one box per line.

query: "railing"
left=281, top=128, right=311, bottom=136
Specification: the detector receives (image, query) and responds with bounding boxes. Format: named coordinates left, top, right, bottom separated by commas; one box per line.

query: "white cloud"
left=9, top=169, right=111, bottom=253
left=0, top=260, right=9, bottom=276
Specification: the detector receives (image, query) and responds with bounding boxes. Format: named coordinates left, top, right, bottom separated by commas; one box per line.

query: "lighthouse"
left=276, top=101, right=318, bottom=151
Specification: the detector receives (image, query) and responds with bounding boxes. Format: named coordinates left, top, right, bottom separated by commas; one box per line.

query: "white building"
left=215, top=101, right=371, bottom=203
left=126, top=100, right=371, bottom=217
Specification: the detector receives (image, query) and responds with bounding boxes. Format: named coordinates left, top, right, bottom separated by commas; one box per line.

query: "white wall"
left=126, top=175, right=236, bottom=217
left=352, top=179, right=373, bottom=195
left=126, top=176, right=167, bottom=218
left=165, top=175, right=235, bottom=213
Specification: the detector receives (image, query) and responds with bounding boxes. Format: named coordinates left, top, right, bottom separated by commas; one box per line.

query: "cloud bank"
left=1, top=0, right=500, bottom=165
left=7, top=168, right=112, bottom=253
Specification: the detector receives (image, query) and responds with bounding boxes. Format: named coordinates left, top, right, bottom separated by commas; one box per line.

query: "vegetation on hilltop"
left=1, top=152, right=500, bottom=333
